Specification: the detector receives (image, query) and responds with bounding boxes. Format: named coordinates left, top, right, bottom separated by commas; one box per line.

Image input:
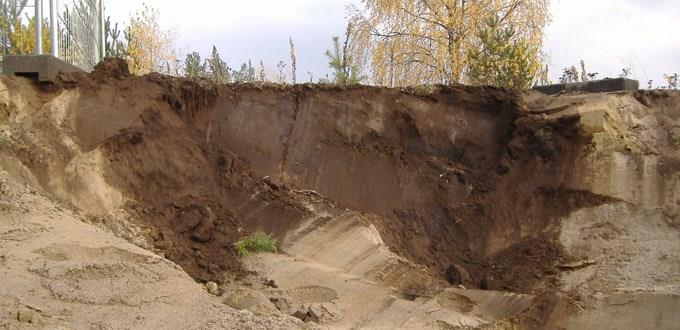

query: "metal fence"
left=1, top=0, right=103, bottom=71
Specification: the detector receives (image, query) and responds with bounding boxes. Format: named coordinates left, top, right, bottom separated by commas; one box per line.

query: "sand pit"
left=0, top=59, right=678, bottom=328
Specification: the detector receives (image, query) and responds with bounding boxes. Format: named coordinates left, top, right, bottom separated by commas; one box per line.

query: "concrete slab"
left=534, top=78, right=639, bottom=95
left=2, top=55, right=83, bottom=82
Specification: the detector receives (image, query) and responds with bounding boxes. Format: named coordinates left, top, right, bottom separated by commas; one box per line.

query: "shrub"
left=233, top=232, right=278, bottom=257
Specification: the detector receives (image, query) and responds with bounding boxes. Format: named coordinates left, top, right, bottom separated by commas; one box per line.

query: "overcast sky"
left=106, top=0, right=680, bottom=86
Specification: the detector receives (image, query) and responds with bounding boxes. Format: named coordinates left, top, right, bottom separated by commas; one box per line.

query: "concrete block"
left=534, top=78, right=639, bottom=95
left=2, top=55, right=83, bottom=82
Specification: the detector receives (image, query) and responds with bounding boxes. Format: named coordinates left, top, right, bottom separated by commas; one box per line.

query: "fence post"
left=50, top=0, right=57, bottom=57
left=99, top=0, right=104, bottom=60
left=35, top=0, right=43, bottom=55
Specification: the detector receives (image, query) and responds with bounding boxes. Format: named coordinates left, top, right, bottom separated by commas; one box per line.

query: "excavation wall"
left=0, top=60, right=678, bottom=328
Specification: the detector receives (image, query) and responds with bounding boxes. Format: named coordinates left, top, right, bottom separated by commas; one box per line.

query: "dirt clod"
left=206, top=281, right=219, bottom=295
left=16, top=309, right=40, bottom=324
left=92, top=57, right=131, bottom=80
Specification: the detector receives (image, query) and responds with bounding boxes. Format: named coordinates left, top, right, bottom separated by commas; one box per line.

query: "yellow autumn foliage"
left=125, top=4, right=176, bottom=75
left=349, top=0, right=550, bottom=86
left=3, top=17, right=51, bottom=55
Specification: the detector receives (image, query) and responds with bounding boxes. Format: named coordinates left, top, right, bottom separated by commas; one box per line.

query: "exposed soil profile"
left=1, top=59, right=678, bottom=329
left=52, top=60, right=642, bottom=291
left=85, top=60, right=594, bottom=291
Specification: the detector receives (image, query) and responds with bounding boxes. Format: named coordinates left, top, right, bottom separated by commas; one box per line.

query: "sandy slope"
left=0, top=170, right=306, bottom=329
left=241, top=198, right=534, bottom=329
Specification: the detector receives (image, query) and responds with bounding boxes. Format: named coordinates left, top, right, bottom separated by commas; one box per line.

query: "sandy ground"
left=239, top=199, right=535, bottom=328
left=0, top=170, right=308, bottom=329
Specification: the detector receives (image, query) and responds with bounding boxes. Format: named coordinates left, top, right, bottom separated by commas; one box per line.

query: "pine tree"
left=184, top=51, right=205, bottom=79
left=324, top=24, right=365, bottom=86
left=206, top=45, right=230, bottom=84
left=232, top=60, right=256, bottom=83
left=466, top=17, right=540, bottom=89
left=105, top=16, right=127, bottom=58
